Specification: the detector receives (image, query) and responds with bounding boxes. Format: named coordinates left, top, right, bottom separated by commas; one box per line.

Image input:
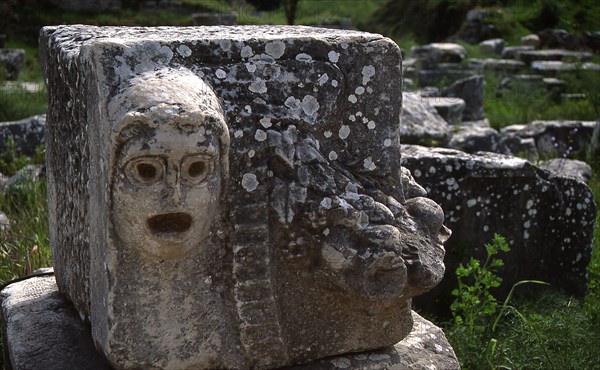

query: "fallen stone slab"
left=479, top=38, right=504, bottom=56
left=468, top=58, right=526, bottom=73
left=401, top=93, right=452, bottom=145
left=521, top=34, right=540, bottom=47
left=421, top=96, right=465, bottom=126
left=518, top=49, right=593, bottom=64
left=501, top=45, right=534, bottom=59
left=531, top=61, right=600, bottom=76
left=501, top=120, right=597, bottom=158
left=0, top=49, right=25, bottom=80
left=442, top=75, right=484, bottom=121
left=402, top=145, right=596, bottom=311
left=0, top=114, right=46, bottom=155
left=410, top=43, right=467, bottom=68
left=0, top=274, right=459, bottom=370
left=447, top=125, right=510, bottom=154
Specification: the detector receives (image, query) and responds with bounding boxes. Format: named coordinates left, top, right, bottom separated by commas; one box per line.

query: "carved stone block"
left=41, top=26, right=449, bottom=369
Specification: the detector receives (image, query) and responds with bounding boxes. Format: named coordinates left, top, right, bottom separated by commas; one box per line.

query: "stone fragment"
left=0, top=114, right=45, bottom=156
left=421, top=96, right=465, bottom=126
left=401, top=93, right=452, bottom=145
left=538, top=158, right=592, bottom=184
left=0, top=275, right=459, bottom=370
left=0, top=211, right=9, bottom=232
left=447, top=126, right=510, bottom=154
left=521, top=33, right=540, bottom=47
left=410, top=43, right=467, bottom=68
left=0, top=49, right=25, bottom=80
left=1, top=165, right=44, bottom=193
left=501, top=120, right=597, bottom=158
left=501, top=45, right=534, bottom=59
left=537, top=28, right=578, bottom=49
left=402, top=145, right=596, bottom=312
left=442, top=75, right=484, bottom=121
left=40, top=25, right=450, bottom=369
left=517, top=49, right=592, bottom=64
left=478, top=38, right=504, bottom=56
left=531, top=61, right=600, bottom=76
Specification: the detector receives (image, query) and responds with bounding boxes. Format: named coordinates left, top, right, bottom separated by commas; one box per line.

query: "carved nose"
left=164, top=165, right=182, bottom=205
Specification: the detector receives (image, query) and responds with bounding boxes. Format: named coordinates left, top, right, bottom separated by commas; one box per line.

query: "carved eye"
left=183, top=156, right=214, bottom=184
left=126, top=158, right=164, bottom=185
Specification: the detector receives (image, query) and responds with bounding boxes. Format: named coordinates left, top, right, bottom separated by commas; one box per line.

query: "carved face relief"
left=112, top=113, right=223, bottom=260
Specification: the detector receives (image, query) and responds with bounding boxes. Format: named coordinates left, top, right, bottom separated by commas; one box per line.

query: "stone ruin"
left=1, top=26, right=458, bottom=369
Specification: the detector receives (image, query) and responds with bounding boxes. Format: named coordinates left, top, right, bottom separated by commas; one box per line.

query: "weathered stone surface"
left=517, top=49, right=593, bottom=64
left=0, top=114, right=45, bottom=155
left=447, top=126, right=510, bottom=154
left=442, top=75, right=484, bottom=121
left=501, top=45, right=534, bottom=59
left=501, top=120, right=597, bottom=158
left=402, top=145, right=596, bottom=310
left=0, top=274, right=458, bottom=370
left=0, top=275, right=112, bottom=370
left=0, top=49, right=25, bottom=80
left=41, top=25, right=449, bottom=369
left=538, top=158, right=592, bottom=184
left=421, top=96, right=465, bottom=126
left=0, top=211, right=9, bottom=232
left=401, top=93, right=452, bottom=145
left=410, top=43, right=467, bottom=68
left=479, top=38, right=504, bottom=56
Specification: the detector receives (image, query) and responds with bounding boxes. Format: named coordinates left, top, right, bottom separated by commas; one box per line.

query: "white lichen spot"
left=355, top=86, right=365, bottom=95
left=368, top=354, right=390, bottom=361
left=565, top=207, right=572, bottom=216
left=328, top=50, right=340, bottom=63
left=301, top=95, right=320, bottom=116
left=244, top=105, right=252, bottom=114
left=526, top=199, right=534, bottom=209
left=234, top=130, right=244, bottom=138
left=296, top=53, right=312, bottom=62
left=339, top=125, right=351, bottom=139
left=255, top=129, right=267, bottom=142
left=176, top=44, right=192, bottom=57
left=249, top=79, right=267, bottom=93
left=324, top=130, right=332, bottom=138
left=413, top=169, right=422, bottom=177
left=241, top=173, right=259, bottom=192
left=265, top=40, right=286, bottom=59
left=362, top=65, right=376, bottom=84
left=245, top=62, right=257, bottom=73
left=524, top=220, right=531, bottom=228
left=576, top=253, right=582, bottom=262
left=318, top=73, right=329, bottom=85
left=467, top=199, right=477, bottom=208
left=348, top=95, right=358, bottom=104
left=219, top=39, right=231, bottom=51
left=331, top=80, right=339, bottom=87
left=248, top=150, right=255, bottom=158
left=215, top=69, right=227, bottom=79
left=384, top=138, right=392, bottom=147
left=240, top=45, right=254, bottom=58
left=260, top=117, right=272, bottom=128
left=367, top=121, right=376, bottom=130
left=329, top=151, right=338, bottom=161
left=483, top=225, right=489, bottom=232
left=323, top=228, right=330, bottom=236
left=524, top=231, right=530, bottom=240
left=285, top=96, right=301, bottom=110
left=330, top=357, right=351, bottom=369
left=428, top=166, right=436, bottom=174
left=363, top=157, right=377, bottom=170
left=434, top=344, right=444, bottom=353
left=320, top=197, right=332, bottom=209
left=367, top=87, right=373, bottom=94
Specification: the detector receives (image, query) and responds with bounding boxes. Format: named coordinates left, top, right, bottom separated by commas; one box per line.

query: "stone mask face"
left=112, top=112, right=224, bottom=260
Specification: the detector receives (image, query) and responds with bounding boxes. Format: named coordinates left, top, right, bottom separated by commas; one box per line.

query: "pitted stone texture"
left=401, top=93, right=452, bottom=145
left=0, top=49, right=25, bottom=80
left=41, top=25, right=449, bottom=369
left=402, top=145, right=596, bottom=311
left=501, top=120, right=597, bottom=158
left=0, top=275, right=111, bottom=370
left=0, top=275, right=458, bottom=370
left=0, top=114, right=45, bottom=155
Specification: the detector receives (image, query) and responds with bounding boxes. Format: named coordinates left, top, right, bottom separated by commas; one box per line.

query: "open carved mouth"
left=147, top=212, right=193, bottom=235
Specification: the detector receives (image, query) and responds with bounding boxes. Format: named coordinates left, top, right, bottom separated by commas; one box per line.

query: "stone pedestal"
left=1, top=274, right=459, bottom=370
